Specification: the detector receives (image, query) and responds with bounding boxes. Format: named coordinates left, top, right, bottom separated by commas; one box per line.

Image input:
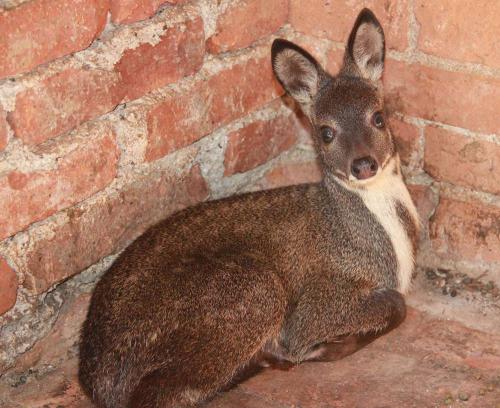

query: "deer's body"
left=79, top=9, right=419, bottom=408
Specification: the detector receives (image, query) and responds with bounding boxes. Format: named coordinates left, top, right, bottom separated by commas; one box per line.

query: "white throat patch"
left=336, top=157, right=419, bottom=293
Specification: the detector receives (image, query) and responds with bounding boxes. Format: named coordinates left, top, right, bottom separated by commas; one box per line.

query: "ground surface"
left=1, top=273, right=499, bottom=408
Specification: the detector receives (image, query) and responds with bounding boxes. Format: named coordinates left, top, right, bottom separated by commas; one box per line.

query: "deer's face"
left=272, top=9, right=397, bottom=187
left=312, top=75, right=394, bottom=183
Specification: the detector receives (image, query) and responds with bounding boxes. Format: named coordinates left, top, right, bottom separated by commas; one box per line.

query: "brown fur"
left=79, top=9, right=419, bottom=408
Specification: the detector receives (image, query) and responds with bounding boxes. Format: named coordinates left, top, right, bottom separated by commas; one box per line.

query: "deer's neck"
left=323, top=157, right=419, bottom=293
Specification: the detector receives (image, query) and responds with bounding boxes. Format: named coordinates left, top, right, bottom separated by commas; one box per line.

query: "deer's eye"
left=320, top=126, right=335, bottom=144
left=372, top=111, right=385, bottom=129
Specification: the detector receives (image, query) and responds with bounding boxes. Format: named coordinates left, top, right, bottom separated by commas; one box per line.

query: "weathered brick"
left=385, top=60, right=500, bottom=135
left=389, top=118, right=420, bottom=165
left=110, top=0, right=167, bottom=24
left=326, top=47, right=345, bottom=75
left=416, top=0, right=500, bottom=68
left=206, top=56, right=283, bottom=133
left=430, top=197, right=500, bottom=263
left=0, top=106, right=7, bottom=151
left=224, top=115, right=299, bottom=175
left=6, top=292, right=90, bottom=375
left=0, top=128, right=118, bottom=241
left=21, top=164, right=208, bottom=294
left=256, top=160, right=322, bottom=190
left=116, top=16, right=205, bottom=101
left=290, top=0, right=409, bottom=51
left=0, top=258, right=17, bottom=315
left=424, top=127, right=500, bottom=195
left=8, top=69, right=123, bottom=145
left=146, top=55, right=282, bottom=161
left=0, top=0, right=109, bottom=79
left=407, top=184, right=435, bottom=227
left=207, top=0, right=288, bottom=53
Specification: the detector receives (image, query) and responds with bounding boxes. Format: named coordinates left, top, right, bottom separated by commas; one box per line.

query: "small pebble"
left=450, top=289, right=458, bottom=297
left=479, top=388, right=486, bottom=396
left=444, top=396, right=454, bottom=405
left=458, top=392, right=470, bottom=401
left=487, top=384, right=495, bottom=392
left=426, top=269, right=437, bottom=280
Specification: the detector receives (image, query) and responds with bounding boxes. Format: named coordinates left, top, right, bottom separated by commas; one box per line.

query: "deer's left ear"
left=343, top=8, right=385, bottom=82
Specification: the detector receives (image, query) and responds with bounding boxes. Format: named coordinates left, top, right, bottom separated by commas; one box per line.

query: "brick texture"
left=385, top=60, right=500, bottom=135
left=146, top=55, right=283, bottom=161
left=224, top=115, right=298, bottom=175
left=207, top=0, right=288, bottom=53
left=21, top=164, right=208, bottom=294
left=407, top=184, right=436, bottom=230
left=0, top=258, right=17, bottom=315
left=256, top=161, right=322, bottom=190
left=430, top=197, right=500, bottom=263
left=0, top=0, right=109, bottom=79
left=416, top=0, right=500, bottom=68
left=389, top=118, right=420, bottom=165
left=290, top=0, right=409, bottom=51
left=8, top=69, right=123, bottom=146
left=326, top=48, right=345, bottom=75
left=111, top=0, right=166, bottom=24
left=424, top=126, right=500, bottom=195
left=0, top=128, right=118, bottom=241
left=0, top=106, right=7, bottom=151
left=116, top=16, right=205, bottom=101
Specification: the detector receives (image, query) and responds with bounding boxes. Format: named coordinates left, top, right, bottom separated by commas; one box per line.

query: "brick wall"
left=0, top=0, right=498, bottom=379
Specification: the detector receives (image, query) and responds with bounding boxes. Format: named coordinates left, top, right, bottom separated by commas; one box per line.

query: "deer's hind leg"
left=128, top=255, right=287, bottom=408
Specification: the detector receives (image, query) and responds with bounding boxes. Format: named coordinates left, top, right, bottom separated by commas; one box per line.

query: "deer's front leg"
left=278, top=277, right=406, bottom=364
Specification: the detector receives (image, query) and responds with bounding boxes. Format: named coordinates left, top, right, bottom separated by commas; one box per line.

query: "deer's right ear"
left=271, top=39, right=326, bottom=112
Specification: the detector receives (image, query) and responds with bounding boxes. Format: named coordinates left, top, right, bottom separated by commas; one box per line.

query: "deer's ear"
left=271, top=39, right=328, bottom=112
left=343, top=8, right=385, bottom=82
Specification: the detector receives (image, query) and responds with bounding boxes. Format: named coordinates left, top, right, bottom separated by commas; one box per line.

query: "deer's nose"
left=351, top=156, right=378, bottom=180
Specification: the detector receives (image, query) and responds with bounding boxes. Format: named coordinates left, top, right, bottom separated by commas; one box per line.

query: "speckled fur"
left=79, top=9, right=419, bottom=408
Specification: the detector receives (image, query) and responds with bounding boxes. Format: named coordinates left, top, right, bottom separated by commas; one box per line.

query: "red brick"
left=385, top=60, right=500, bottom=135
left=0, top=106, right=7, bottom=151
left=326, top=47, right=344, bottom=75
left=8, top=69, right=123, bottom=145
left=0, top=258, right=17, bottom=315
left=21, top=164, right=208, bottom=294
left=116, top=16, right=205, bottom=101
left=111, top=0, right=167, bottom=24
left=416, top=0, right=500, bottom=68
left=389, top=118, right=420, bottom=165
left=146, top=55, right=283, bottom=161
left=257, top=160, right=322, bottom=189
left=206, top=56, right=283, bottom=133
left=207, top=0, right=288, bottom=53
left=424, top=127, right=500, bottom=195
left=430, top=197, right=500, bottom=263
left=224, top=115, right=299, bottom=175
left=0, top=128, right=118, bottom=241
left=289, top=0, right=409, bottom=51
left=0, top=0, right=109, bottom=79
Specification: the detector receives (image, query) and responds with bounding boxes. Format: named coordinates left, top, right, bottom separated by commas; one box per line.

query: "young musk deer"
left=79, top=8, right=419, bottom=408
